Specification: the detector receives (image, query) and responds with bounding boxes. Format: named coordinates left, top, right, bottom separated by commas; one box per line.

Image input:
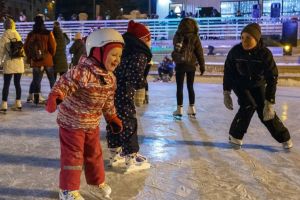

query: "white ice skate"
left=124, top=153, right=151, bottom=174
left=229, top=135, right=243, bottom=149
left=282, top=139, right=293, bottom=149
left=173, top=106, right=183, bottom=120
left=108, top=147, right=125, bottom=167
left=187, top=105, right=196, bottom=118
left=11, top=100, right=22, bottom=111
left=88, top=183, right=112, bottom=200
left=59, top=190, right=85, bottom=200
left=27, top=93, right=46, bottom=104
left=0, top=101, right=7, bottom=114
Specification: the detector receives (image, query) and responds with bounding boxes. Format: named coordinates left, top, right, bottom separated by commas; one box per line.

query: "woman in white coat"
left=0, top=18, right=25, bottom=113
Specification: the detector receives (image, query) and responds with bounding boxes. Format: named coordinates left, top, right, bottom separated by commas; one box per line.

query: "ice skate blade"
left=188, top=114, right=196, bottom=119
left=11, top=107, right=22, bottom=111
left=108, top=159, right=126, bottom=168
left=229, top=142, right=242, bottom=150
left=0, top=110, right=7, bottom=114
left=173, top=115, right=182, bottom=120
left=89, top=190, right=112, bottom=200
left=124, top=162, right=151, bottom=174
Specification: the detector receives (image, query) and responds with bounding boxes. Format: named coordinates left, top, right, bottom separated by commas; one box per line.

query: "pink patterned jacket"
left=51, top=56, right=116, bottom=130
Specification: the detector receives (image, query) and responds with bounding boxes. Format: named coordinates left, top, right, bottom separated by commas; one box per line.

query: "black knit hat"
left=241, top=23, right=261, bottom=42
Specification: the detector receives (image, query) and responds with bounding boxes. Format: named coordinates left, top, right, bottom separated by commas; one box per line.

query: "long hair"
left=32, top=15, right=47, bottom=33
left=177, top=17, right=199, bottom=34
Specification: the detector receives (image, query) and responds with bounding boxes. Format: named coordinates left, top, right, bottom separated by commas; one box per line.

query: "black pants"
left=175, top=71, right=195, bottom=105
left=230, top=86, right=290, bottom=143
left=2, top=73, right=22, bottom=101
left=29, top=67, right=55, bottom=94
left=106, top=116, right=139, bottom=155
left=144, top=63, right=151, bottom=92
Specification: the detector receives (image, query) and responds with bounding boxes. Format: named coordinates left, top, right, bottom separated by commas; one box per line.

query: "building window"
left=221, top=1, right=258, bottom=17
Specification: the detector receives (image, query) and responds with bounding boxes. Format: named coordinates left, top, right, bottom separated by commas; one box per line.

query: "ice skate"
left=33, top=93, right=40, bottom=105
left=0, top=101, right=8, bottom=114
left=88, top=183, right=112, bottom=199
left=143, top=94, right=149, bottom=104
left=38, top=94, right=47, bottom=104
left=229, top=135, right=243, bottom=149
left=124, top=153, right=151, bottom=174
left=59, top=189, right=84, bottom=200
left=173, top=105, right=183, bottom=120
left=27, top=93, right=33, bottom=103
left=187, top=105, right=196, bottom=118
left=11, top=100, right=22, bottom=111
left=33, top=93, right=46, bottom=106
left=108, top=147, right=125, bottom=167
left=282, top=139, right=293, bottom=149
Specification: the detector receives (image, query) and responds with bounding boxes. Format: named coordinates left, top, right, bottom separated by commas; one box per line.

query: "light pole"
left=148, top=0, right=151, bottom=15
left=31, top=0, right=34, bottom=21
left=93, top=0, right=95, bottom=19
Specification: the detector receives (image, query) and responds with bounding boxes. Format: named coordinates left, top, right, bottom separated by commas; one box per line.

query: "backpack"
left=171, top=35, right=195, bottom=64
left=27, top=34, right=47, bottom=61
left=6, top=38, right=25, bottom=59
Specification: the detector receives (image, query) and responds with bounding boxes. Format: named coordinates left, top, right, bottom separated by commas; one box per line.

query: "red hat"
left=127, top=20, right=151, bottom=41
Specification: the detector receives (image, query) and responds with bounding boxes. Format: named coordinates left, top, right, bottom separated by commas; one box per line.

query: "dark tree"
left=100, top=0, right=148, bottom=19
left=0, top=0, right=7, bottom=21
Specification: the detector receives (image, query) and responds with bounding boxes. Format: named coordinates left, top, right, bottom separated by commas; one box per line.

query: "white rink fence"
left=1, top=16, right=300, bottom=80
left=0, top=16, right=299, bottom=47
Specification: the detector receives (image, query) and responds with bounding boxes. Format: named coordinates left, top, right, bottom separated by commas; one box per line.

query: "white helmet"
left=85, top=28, right=124, bottom=56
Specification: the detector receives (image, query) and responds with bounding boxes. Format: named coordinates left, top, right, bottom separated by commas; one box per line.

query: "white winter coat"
left=0, top=29, right=25, bottom=74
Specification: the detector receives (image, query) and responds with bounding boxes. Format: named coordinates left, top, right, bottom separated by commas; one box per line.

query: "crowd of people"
left=0, top=14, right=294, bottom=200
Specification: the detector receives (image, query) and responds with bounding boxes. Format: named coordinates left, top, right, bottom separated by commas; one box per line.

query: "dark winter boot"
left=33, top=93, right=40, bottom=105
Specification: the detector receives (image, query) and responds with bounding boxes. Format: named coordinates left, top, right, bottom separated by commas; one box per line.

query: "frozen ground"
left=0, top=76, right=300, bottom=200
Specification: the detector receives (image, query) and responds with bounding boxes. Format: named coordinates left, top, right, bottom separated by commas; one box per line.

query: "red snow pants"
left=59, top=126, right=105, bottom=190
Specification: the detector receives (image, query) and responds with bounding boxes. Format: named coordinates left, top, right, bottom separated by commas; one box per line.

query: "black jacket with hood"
left=114, top=32, right=152, bottom=116
left=173, top=18, right=205, bottom=73
left=223, top=41, right=278, bottom=103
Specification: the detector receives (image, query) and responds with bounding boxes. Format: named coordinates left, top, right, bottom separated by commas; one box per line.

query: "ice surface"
left=0, top=76, right=300, bottom=200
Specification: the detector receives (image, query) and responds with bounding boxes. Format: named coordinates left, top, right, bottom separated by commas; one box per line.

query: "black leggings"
left=2, top=73, right=22, bottom=101
left=175, top=71, right=195, bottom=105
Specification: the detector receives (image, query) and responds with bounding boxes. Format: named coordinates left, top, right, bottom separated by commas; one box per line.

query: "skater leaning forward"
left=106, top=20, right=152, bottom=173
left=223, top=23, right=293, bottom=149
left=46, top=28, right=124, bottom=200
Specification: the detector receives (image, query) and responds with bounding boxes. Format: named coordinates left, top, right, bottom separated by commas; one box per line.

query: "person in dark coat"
left=106, top=20, right=152, bottom=173
left=52, top=21, right=69, bottom=80
left=172, top=17, right=205, bottom=118
left=223, top=23, right=293, bottom=149
left=69, top=32, right=86, bottom=66
left=24, top=15, right=56, bottom=105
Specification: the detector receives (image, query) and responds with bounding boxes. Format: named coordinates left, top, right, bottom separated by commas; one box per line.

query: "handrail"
left=1, top=16, right=298, bottom=43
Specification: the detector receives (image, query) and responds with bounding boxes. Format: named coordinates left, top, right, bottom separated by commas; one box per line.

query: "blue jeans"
left=29, top=67, right=55, bottom=94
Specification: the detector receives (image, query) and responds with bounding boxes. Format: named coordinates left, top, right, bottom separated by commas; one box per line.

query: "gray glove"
left=223, top=90, right=233, bottom=110
left=263, top=100, right=275, bottom=121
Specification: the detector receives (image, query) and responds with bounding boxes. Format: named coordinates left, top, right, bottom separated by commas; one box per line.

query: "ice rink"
left=0, top=76, right=300, bottom=200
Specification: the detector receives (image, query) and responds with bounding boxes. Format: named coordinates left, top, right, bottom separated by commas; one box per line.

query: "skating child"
left=157, top=56, right=175, bottom=82
left=106, top=20, right=152, bottom=173
left=46, top=28, right=124, bottom=200
left=223, top=23, right=293, bottom=149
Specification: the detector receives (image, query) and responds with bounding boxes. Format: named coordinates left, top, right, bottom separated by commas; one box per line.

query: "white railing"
left=1, top=16, right=298, bottom=43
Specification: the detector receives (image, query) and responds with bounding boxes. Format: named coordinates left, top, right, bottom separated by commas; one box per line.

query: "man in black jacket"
left=223, top=23, right=292, bottom=149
